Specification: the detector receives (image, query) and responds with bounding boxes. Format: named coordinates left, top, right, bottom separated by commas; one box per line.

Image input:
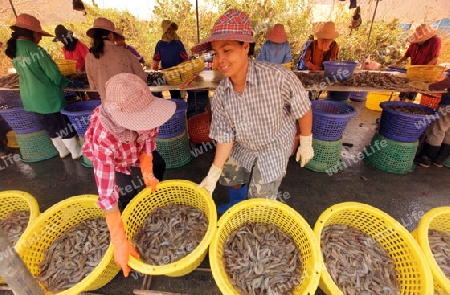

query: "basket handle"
left=179, top=74, right=199, bottom=89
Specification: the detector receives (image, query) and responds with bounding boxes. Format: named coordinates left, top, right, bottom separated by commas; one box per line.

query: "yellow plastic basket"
left=413, top=206, right=450, bottom=295
left=209, top=199, right=322, bottom=295
left=161, top=61, right=194, bottom=85
left=15, top=195, right=120, bottom=295
left=365, top=91, right=397, bottom=111
left=314, top=202, right=433, bottom=295
left=406, top=65, right=446, bottom=83
left=190, top=57, right=205, bottom=75
left=122, top=179, right=217, bottom=277
left=54, top=59, right=77, bottom=76
left=6, top=131, right=19, bottom=148
left=283, top=61, right=293, bottom=70
left=0, top=190, right=40, bottom=285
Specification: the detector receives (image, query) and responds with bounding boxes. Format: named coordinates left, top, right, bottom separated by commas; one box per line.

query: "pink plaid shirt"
left=82, top=107, right=157, bottom=210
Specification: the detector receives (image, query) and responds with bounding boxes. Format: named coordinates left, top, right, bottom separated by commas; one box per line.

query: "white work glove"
left=409, top=81, right=430, bottom=91
left=197, top=164, right=222, bottom=195
left=296, top=134, right=314, bottom=167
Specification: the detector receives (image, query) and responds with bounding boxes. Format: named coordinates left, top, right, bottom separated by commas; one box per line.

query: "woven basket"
left=412, top=207, right=450, bottom=295
left=314, top=202, right=433, bottom=295
left=190, top=57, right=205, bottom=74
left=187, top=107, right=212, bottom=144
left=312, top=100, right=357, bottom=141
left=15, top=195, right=120, bottom=295
left=209, top=199, right=322, bottom=294
left=156, top=130, right=192, bottom=169
left=0, top=90, right=20, bottom=103
left=0, top=190, right=40, bottom=285
left=61, top=100, right=101, bottom=138
left=157, top=99, right=188, bottom=139
left=364, top=132, right=417, bottom=174
left=406, top=65, right=446, bottom=83
left=161, top=63, right=193, bottom=85
left=6, top=130, right=19, bottom=148
left=0, top=100, right=44, bottom=134
left=349, top=91, right=368, bottom=102
left=122, top=180, right=217, bottom=277
left=379, top=101, right=437, bottom=142
left=15, top=130, right=59, bottom=163
left=54, top=59, right=77, bottom=76
left=419, top=93, right=442, bottom=110
left=305, top=138, right=342, bottom=173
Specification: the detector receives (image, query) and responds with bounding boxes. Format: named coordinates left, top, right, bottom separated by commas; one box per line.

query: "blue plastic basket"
left=312, top=100, right=357, bottom=141
left=61, top=100, right=101, bottom=138
left=0, top=90, right=20, bottom=103
left=0, top=100, right=44, bottom=134
left=349, top=91, right=368, bottom=102
left=157, top=99, right=188, bottom=139
left=379, top=101, right=437, bottom=142
left=327, top=91, right=351, bottom=101
left=323, top=61, right=358, bottom=81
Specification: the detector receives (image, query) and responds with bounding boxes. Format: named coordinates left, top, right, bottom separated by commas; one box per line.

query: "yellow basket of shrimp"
left=122, top=179, right=217, bottom=277
left=0, top=190, right=40, bottom=285
left=15, top=195, right=120, bottom=295
left=209, top=199, right=322, bottom=295
left=413, top=206, right=450, bottom=295
left=54, top=59, right=77, bottom=76
left=406, top=65, right=446, bottom=83
left=314, top=202, right=433, bottom=295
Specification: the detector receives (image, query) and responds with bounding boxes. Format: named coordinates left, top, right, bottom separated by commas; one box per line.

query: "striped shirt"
left=210, top=60, right=311, bottom=183
left=82, top=107, right=157, bottom=210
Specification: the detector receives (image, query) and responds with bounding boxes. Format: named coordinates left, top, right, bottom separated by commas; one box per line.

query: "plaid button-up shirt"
left=82, top=107, right=157, bottom=210
left=210, top=60, right=311, bottom=183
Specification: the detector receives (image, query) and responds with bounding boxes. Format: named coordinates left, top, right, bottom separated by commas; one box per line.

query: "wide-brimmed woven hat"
left=86, top=17, right=115, bottom=38
left=53, top=24, right=73, bottom=42
left=314, top=21, right=339, bottom=40
left=113, top=28, right=126, bottom=40
left=10, top=13, right=52, bottom=37
left=192, top=9, right=255, bottom=54
left=406, top=24, right=437, bottom=43
left=266, top=24, right=288, bottom=43
left=161, top=20, right=178, bottom=33
left=102, top=73, right=176, bottom=131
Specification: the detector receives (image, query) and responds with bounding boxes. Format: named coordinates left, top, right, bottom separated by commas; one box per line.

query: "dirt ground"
left=1, top=100, right=449, bottom=294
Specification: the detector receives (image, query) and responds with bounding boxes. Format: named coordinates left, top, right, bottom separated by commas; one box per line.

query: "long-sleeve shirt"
left=153, top=40, right=188, bottom=69
left=125, top=44, right=145, bottom=64
left=210, top=60, right=311, bottom=183
left=404, top=36, right=441, bottom=65
left=85, top=40, right=147, bottom=99
left=62, top=39, right=89, bottom=71
left=256, top=40, right=292, bottom=64
left=82, top=107, right=157, bottom=210
left=303, top=40, right=339, bottom=70
left=12, top=39, right=69, bottom=114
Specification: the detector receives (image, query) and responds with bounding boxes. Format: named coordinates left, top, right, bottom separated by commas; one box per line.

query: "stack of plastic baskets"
left=0, top=98, right=58, bottom=162
left=187, top=105, right=213, bottom=144
left=349, top=91, right=368, bottom=102
left=61, top=100, right=102, bottom=168
left=365, top=101, right=436, bottom=174
left=156, top=99, right=192, bottom=169
left=419, top=93, right=442, bottom=110
left=306, top=100, right=356, bottom=173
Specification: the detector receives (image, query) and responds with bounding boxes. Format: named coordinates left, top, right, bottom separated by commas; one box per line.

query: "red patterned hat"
left=192, top=9, right=254, bottom=54
left=10, top=14, right=52, bottom=37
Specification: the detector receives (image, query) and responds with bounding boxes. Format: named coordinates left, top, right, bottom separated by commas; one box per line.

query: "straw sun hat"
left=102, top=73, right=176, bottom=131
left=314, top=21, right=339, bottom=40
left=266, top=24, right=288, bottom=43
left=10, top=13, right=52, bottom=37
left=406, top=24, right=437, bottom=43
left=192, top=9, right=255, bottom=54
left=161, top=20, right=178, bottom=33
left=86, top=17, right=115, bottom=38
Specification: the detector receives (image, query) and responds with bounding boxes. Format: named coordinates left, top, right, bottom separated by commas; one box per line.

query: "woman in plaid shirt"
left=193, top=9, right=314, bottom=214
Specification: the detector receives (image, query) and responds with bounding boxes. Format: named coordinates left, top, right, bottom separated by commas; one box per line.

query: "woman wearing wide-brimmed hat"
left=53, top=24, right=89, bottom=71
left=5, top=13, right=83, bottom=160
left=84, top=17, right=147, bottom=100
left=192, top=9, right=313, bottom=214
left=256, top=23, right=292, bottom=64
left=302, top=21, right=340, bottom=70
left=82, top=73, right=176, bottom=277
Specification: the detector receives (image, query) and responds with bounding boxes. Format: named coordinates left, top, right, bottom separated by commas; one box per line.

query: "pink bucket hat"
left=192, top=9, right=255, bottom=54
left=102, top=73, right=176, bottom=131
left=266, top=24, right=288, bottom=43
left=314, top=21, right=339, bottom=40
left=86, top=17, right=115, bottom=38
left=406, top=24, right=437, bottom=43
left=10, top=14, right=53, bottom=37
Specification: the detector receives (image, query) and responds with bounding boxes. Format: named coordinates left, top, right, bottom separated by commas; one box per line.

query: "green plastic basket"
left=444, top=155, right=450, bottom=169
left=305, top=138, right=342, bottom=173
left=78, top=137, right=93, bottom=168
left=156, top=131, right=192, bottom=169
left=364, top=133, right=417, bottom=174
left=15, top=130, right=58, bottom=163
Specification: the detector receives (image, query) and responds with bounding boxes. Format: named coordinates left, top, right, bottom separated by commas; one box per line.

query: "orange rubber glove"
left=152, top=61, right=160, bottom=71
left=105, top=210, right=139, bottom=277
left=139, top=153, right=159, bottom=191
